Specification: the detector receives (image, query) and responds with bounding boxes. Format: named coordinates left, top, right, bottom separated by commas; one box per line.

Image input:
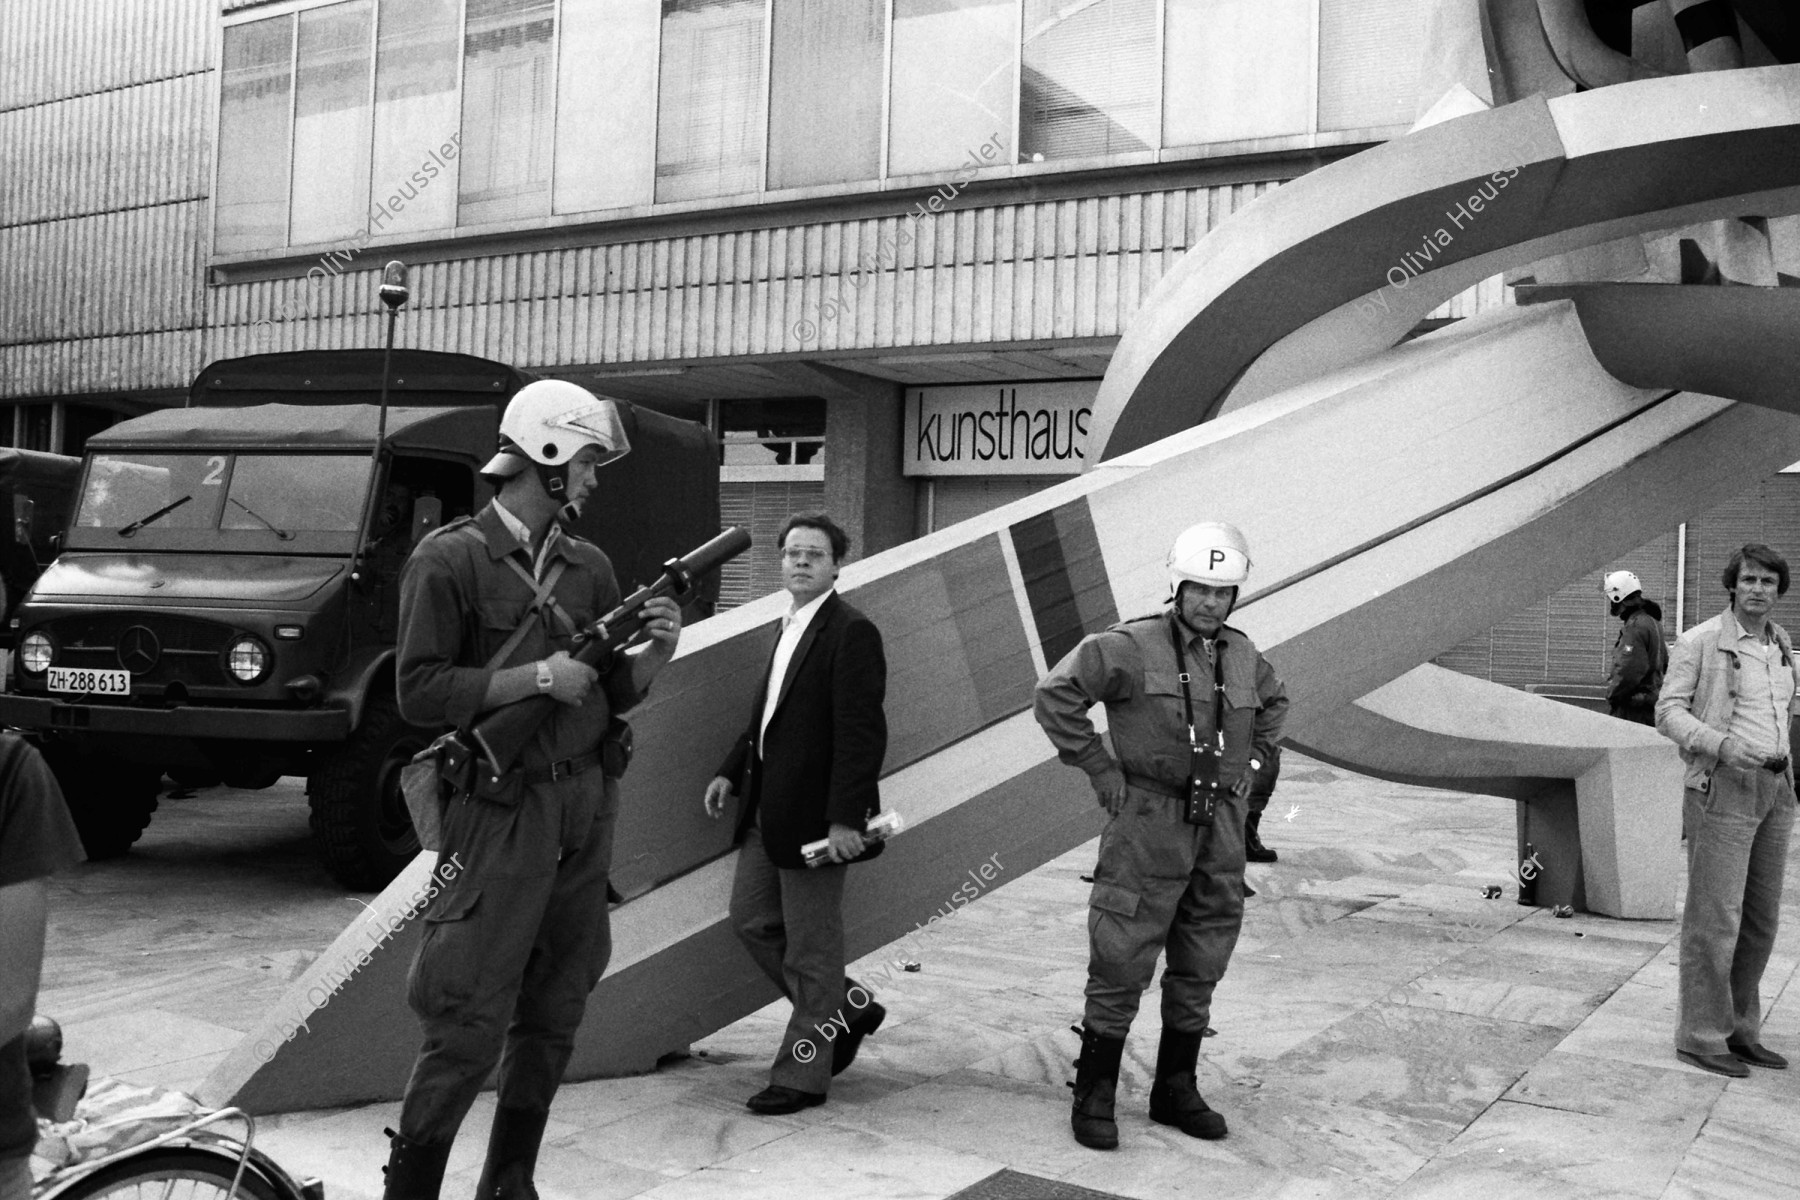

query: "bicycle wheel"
left=44, top=1148, right=283, bottom=1200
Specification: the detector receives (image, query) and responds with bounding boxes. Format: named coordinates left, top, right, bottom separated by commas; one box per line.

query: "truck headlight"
left=19, top=632, right=52, bottom=674
left=227, top=636, right=270, bottom=683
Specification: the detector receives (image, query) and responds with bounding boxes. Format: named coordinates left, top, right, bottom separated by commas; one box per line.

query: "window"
left=555, top=0, right=661, bottom=212
left=77, top=454, right=374, bottom=536
left=655, top=0, right=766, bottom=202
left=889, top=0, right=1015, bottom=176
left=1020, top=0, right=1158, bottom=162
left=371, top=0, right=462, bottom=236
left=458, top=0, right=557, bottom=225
left=719, top=398, right=826, bottom=468
left=210, top=0, right=1428, bottom=255
left=1317, top=0, right=1428, bottom=132
left=1164, top=0, right=1312, bottom=146
left=216, top=17, right=295, bottom=254
left=767, top=0, right=885, bottom=190
left=291, top=1, right=375, bottom=246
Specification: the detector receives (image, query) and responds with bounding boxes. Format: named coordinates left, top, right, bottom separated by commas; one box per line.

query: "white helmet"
left=1168, top=521, right=1252, bottom=593
left=1601, top=570, right=1643, bottom=604
left=481, top=379, right=630, bottom=479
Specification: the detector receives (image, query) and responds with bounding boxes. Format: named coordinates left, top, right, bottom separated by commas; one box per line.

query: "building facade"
left=3, top=0, right=1796, bottom=677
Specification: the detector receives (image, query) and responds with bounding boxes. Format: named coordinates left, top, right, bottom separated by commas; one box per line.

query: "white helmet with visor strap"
left=481, top=379, right=630, bottom=480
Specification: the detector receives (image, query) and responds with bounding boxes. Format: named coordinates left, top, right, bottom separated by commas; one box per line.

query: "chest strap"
left=1170, top=616, right=1227, bottom=826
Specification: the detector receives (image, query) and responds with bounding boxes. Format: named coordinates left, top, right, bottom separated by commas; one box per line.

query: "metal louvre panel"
left=212, top=182, right=1292, bottom=366
left=717, top=480, right=825, bottom=611
left=0, top=0, right=212, bottom=113
left=1683, top=474, right=1800, bottom=634
left=1541, top=533, right=1678, bottom=686
left=1486, top=598, right=1550, bottom=689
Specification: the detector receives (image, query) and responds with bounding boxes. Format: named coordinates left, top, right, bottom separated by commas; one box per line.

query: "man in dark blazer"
left=703, top=511, right=889, bottom=1115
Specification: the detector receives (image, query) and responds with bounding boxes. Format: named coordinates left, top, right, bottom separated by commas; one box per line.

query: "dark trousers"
left=398, top=775, right=618, bottom=1145
left=730, top=826, right=870, bottom=1093
left=1677, top=767, right=1793, bottom=1056
left=1085, top=784, right=1247, bottom=1039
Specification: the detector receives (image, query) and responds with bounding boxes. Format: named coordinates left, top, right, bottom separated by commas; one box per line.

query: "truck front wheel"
left=308, top=692, right=431, bottom=890
left=43, top=746, right=160, bottom=859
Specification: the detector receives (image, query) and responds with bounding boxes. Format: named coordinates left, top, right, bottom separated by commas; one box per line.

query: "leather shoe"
left=832, top=1000, right=886, bottom=1076
left=746, top=1085, right=826, bottom=1115
left=1727, top=1041, right=1788, bottom=1069
left=1677, top=1049, right=1749, bottom=1078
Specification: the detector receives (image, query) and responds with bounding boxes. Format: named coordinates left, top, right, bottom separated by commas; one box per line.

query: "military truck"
left=0, top=350, right=718, bottom=890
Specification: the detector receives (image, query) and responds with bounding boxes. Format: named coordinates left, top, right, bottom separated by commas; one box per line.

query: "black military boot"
left=1245, top=811, right=1278, bottom=863
left=474, top=1106, right=551, bottom=1200
left=1067, top=1025, right=1126, bottom=1150
left=1148, top=1028, right=1227, bottom=1139
left=380, top=1129, right=452, bottom=1200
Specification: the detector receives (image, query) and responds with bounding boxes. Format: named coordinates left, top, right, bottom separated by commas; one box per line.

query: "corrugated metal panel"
left=0, top=0, right=213, bottom=112
left=718, top=480, right=826, bottom=610
left=0, top=329, right=203, bottom=398
left=0, top=74, right=212, bottom=226
left=0, top=203, right=207, bottom=348
left=210, top=181, right=1282, bottom=366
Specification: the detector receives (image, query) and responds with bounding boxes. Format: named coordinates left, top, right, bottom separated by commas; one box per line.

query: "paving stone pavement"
left=37, top=754, right=1800, bottom=1199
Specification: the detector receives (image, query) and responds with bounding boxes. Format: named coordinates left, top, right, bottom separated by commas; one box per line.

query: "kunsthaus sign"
left=903, top=381, right=1098, bottom=477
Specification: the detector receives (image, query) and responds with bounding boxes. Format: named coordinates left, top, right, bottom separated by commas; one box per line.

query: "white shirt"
left=492, top=498, right=561, bottom=579
left=760, top=589, right=833, bottom=754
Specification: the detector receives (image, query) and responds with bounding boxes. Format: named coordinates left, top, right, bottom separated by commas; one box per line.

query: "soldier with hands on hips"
left=383, top=380, right=683, bottom=1200
left=1034, top=522, right=1287, bottom=1150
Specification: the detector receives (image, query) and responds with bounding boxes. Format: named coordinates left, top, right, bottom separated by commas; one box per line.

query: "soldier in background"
left=1603, top=570, right=1667, bottom=724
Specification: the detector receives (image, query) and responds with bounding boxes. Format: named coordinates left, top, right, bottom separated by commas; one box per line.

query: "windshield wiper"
left=229, top=497, right=294, bottom=540
left=118, top=494, right=192, bottom=537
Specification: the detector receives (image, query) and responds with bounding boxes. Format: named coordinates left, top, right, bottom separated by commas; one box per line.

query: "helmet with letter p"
left=1167, top=521, right=1252, bottom=608
left=481, top=379, right=630, bottom=501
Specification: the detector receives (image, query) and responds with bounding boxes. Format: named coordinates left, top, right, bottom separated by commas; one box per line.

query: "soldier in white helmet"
left=1034, top=521, right=1288, bottom=1150
left=1602, top=569, right=1667, bottom=724
left=383, top=379, right=684, bottom=1200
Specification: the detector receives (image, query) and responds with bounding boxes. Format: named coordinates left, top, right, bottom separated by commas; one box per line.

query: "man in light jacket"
left=1655, top=543, right=1796, bottom=1078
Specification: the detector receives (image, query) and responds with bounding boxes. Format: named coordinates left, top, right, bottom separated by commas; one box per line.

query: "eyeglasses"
left=782, top=547, right=832, bottom=564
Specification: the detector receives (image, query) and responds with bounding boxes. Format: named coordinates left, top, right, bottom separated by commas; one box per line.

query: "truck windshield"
left=78, top=453, right=373, bottom=535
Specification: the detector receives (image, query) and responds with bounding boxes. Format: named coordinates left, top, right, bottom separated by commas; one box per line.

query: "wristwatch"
left=535, top=659, right=554, bottom=693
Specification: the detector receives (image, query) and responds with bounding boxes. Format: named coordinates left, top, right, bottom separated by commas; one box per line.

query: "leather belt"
left=1765, top=756, right=1789, bottom=775
left=1122, top=771, right=1186, bottom=800
left=525, top=749, right=605, bottom=783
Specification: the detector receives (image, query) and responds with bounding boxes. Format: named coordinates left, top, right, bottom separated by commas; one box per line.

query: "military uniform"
left=1035, top=611, right=1287, bottom=1038
left=1608, top=596, right=1667, bottom=724
left=393, top=501, right=641, bottom=1159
